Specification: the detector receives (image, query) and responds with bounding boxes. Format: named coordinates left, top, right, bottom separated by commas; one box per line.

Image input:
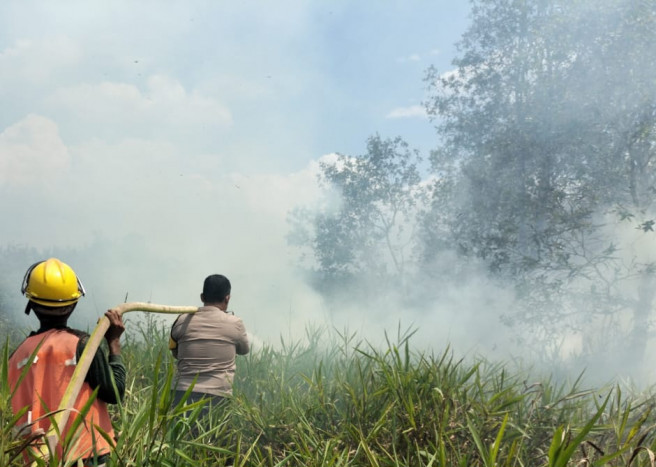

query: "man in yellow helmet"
left=8, top=258, right=126, bottom=467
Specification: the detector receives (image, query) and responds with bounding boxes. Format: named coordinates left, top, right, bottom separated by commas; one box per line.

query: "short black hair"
left=29, top=302, right=77, bottom=318
left=202, top=274, right=231, bottom=302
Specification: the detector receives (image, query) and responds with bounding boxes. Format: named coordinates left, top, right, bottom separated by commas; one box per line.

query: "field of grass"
left=2, top=316, right=656, bottom=466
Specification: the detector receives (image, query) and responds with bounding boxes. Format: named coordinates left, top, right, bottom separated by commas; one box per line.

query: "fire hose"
left=30, top=302, right=198, bottom=465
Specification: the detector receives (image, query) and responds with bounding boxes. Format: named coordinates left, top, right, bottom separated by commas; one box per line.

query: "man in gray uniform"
left=169, top=274, right=250, bottom=413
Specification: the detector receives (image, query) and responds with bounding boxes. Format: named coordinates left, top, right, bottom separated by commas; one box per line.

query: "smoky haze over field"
left=2, top=0, right=656, bottom=387
left=0, top=1, right=476, bottom=343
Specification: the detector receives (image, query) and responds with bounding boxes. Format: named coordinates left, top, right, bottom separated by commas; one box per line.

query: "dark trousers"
left=171, top=390, right=227, bottom=438
left=173, top=390, right=225, bottom=416
left=81, top=453, right=109, bottom=466
left=171, top=391, right=234, bottom=463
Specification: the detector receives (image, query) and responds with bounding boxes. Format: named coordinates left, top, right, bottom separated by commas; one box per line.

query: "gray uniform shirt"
left=170, top=306, right=249, bottom=396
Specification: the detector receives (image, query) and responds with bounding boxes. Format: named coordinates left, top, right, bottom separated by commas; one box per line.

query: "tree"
left=422, top=0, right=656, bottom=368
left=288, top=135, right=427, bottom=303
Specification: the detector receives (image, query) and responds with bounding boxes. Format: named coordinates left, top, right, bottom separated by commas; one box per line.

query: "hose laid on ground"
left=31, top=302, right=198, bottom=466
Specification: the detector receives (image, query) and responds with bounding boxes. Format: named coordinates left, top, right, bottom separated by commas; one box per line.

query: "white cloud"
left=46, top=75, right=232, bottom=142
left=0, top=115, right=70, bottom=185
left=385, top=105, right=427, bottom=119
left=0, top=36, right=82, bottom=85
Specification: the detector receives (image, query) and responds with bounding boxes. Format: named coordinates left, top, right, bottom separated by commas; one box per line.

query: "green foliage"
left=424, top=0, right=656, bottom=272
left=285, top=0, right=656, bottom=370
left=418, top=0, right=656, bottom=366
left=288, top=134, right=427, bottom=302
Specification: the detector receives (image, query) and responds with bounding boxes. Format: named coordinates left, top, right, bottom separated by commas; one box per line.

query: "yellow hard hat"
left=21, top=258, right=86, bottom=308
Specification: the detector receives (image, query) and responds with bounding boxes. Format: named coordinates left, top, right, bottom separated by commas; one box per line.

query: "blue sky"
left=1, top=1, right=470, bottom=172
left=0, top=1, right=484, bottom=346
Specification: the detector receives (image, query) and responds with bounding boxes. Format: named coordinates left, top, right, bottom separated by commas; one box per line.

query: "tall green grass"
left=2, top=317, right=656, bottom=466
